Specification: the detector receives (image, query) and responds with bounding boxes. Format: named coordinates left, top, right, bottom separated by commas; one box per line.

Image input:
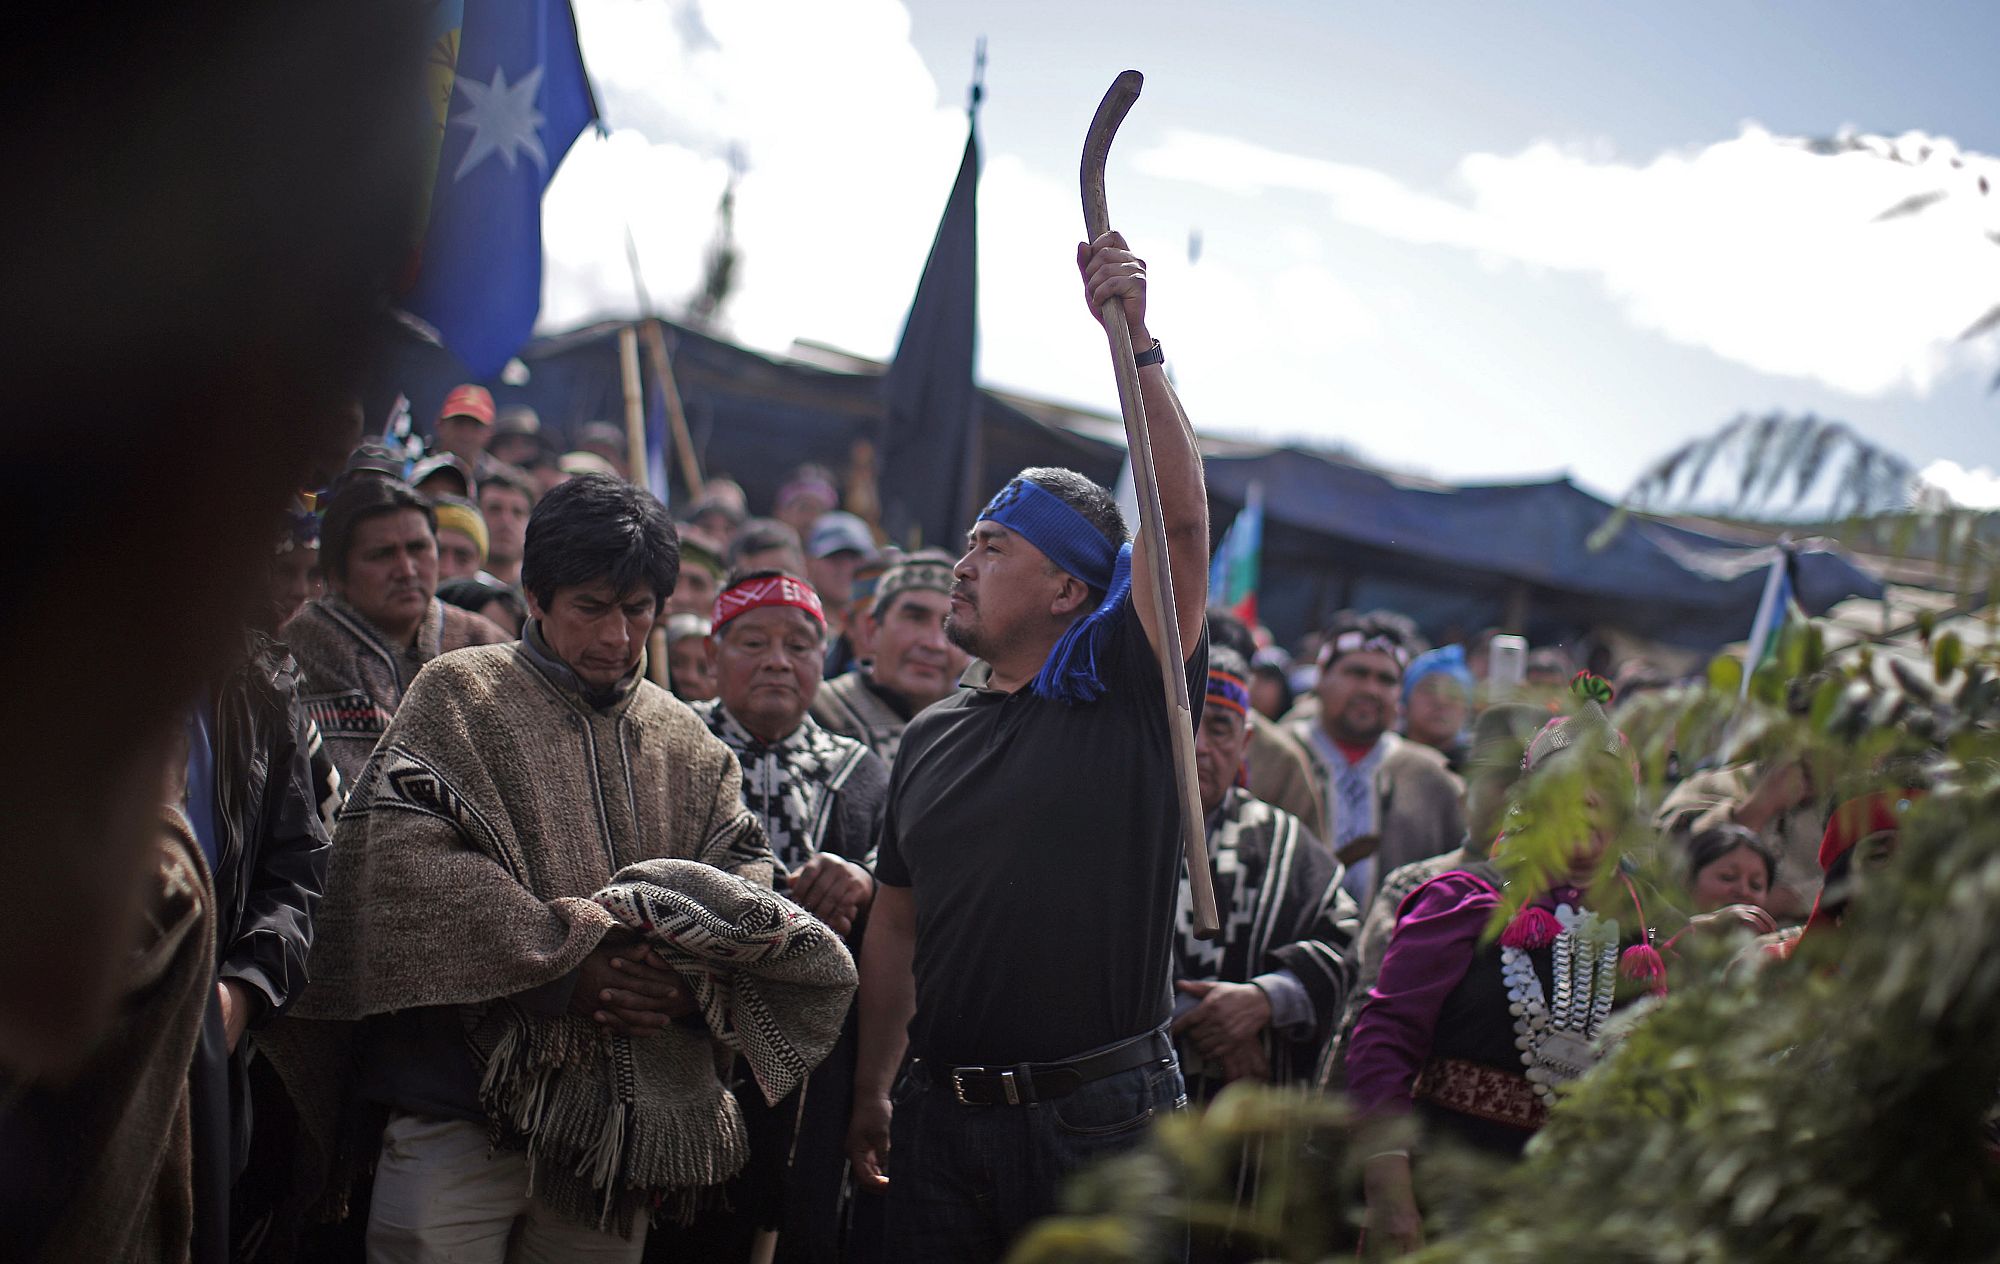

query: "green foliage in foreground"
left=1437, top=786, right=2000, bottom=1263
left=1011, top=625, right=2000, bottom=1262
left=1007, top=1085, right=1361, bottom=1264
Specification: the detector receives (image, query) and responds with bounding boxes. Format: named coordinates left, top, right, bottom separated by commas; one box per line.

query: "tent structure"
left=370, top=316, right=1117, bottom=538
left=368, top=315, right=1883, bottom=655
left=1196, top=450, right=1882, bottom=651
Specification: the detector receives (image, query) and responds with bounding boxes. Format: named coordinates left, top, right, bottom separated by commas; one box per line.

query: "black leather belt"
left=939, top=1029, right=1174, bottom=1106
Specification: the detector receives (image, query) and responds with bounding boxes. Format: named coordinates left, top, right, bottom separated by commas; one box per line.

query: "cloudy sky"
left=538, top=0, right=2000, bottom=506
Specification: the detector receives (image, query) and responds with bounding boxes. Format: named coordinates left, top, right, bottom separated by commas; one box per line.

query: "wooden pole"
left=1081, top=72, right=1220, bottom=939
left=639, top=318, right=706, bottom=500
left=619, top=323, right=671, bottom=689
left=618, top=323, right=647, bottom=486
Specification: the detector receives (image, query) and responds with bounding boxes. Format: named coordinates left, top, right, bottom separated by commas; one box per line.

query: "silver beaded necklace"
left=1502, top=903, right=1619, bottom=1106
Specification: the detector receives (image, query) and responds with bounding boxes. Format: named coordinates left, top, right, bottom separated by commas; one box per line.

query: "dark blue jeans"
left=881, top=1036, right=1188, bottom=1264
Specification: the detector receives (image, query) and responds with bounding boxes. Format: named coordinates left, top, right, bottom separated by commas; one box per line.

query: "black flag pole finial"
left=969, top=36, right=986, bottom=119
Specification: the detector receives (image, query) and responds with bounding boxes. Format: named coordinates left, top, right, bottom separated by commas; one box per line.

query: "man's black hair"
left=320, top=477, right=434, bottom=581
left=1321, top=608, right=1427, bottom=671
left=521, top=473, right=679, bottom=611
left=1017, top=467, right=1128, bottom=549
left=726, top=517, right=802, bottom=570
left=1249, top=659, right=1294, bottom=718
left=1206, top=607, right=1256, bottom=660
left=477, top=462, right=537, bottom=507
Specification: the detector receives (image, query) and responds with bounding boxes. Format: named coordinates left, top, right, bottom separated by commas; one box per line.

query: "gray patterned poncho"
left=285, top=592, right=507, bottom=789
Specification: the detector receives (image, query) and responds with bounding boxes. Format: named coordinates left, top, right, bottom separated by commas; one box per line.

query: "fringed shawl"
left=467, top=859, right=856, bottom=1230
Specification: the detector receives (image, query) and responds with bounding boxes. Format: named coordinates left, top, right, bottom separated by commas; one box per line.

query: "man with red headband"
left=1173, top=646, right=1358, bottom=1100
left=673, top=569, right=887, bottom=1262
left=846, top=231, right=1210, bottom=1263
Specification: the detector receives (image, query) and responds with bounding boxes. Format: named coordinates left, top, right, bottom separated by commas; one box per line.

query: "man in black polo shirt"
left=846, top=231, right=1210, bottom=1262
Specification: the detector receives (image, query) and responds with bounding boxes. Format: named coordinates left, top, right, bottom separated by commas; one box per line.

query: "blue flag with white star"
left=403, top=0, right=597, bottom=379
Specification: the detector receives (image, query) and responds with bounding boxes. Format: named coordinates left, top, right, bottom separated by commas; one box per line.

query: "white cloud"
left=1921, top=458, right=2000, bottom=509
left=1135, top=126, right=2000, bottom=398
left=545, top=0, right=968, bottom=356
left=534, top=2, right=1996, bottom=496
left=541, top=0, right=1382, bottom=436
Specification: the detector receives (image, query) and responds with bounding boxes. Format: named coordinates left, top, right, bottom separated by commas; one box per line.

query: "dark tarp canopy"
left=367, top=315, right=1116, bottom=547
left=1199, top=446, right=1883, bottom=651
left=368, top=315, right=1881, bottom=653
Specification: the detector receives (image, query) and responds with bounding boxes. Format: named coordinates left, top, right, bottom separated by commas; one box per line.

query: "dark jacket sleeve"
left=219, top=664, right=333, bottom=1021
left=1265, top=825, right=1361, bottom=1050
left=829, top=751, right=891, bottom=870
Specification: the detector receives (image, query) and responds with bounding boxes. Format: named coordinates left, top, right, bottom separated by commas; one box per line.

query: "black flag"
left=880, top=123, right=980, bottom=548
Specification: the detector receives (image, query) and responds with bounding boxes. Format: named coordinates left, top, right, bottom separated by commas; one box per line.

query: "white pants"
left=366, top=1111, right=648, bottom=1264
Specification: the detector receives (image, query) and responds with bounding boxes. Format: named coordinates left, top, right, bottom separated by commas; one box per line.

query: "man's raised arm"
left=1078, top=230, right=1208, bottom=659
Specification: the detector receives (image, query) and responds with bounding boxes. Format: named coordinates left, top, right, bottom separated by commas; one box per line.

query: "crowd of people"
left=4, top=233, right=1895, bottom=1264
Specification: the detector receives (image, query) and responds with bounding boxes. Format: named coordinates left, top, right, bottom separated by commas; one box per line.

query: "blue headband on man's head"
left=976, top=475, right=1132, bottom=705
left=978, top=478, right=1122, bottom=591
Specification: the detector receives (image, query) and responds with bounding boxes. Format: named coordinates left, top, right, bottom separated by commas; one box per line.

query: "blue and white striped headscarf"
left=976, top=476, right=1132, bottom=705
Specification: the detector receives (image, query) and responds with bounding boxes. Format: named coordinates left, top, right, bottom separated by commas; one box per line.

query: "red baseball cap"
left=438, top=384, right=495, bottom=426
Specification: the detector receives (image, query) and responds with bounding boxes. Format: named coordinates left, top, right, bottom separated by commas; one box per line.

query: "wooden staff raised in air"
left=1081, top=70, right=1220, bottom=939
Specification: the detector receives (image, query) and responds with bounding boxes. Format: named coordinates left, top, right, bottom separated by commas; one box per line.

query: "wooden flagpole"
left=619, top=323, right=671, bottom=688
left=639, top=318, right=706, bottom=499
left=1081, top=72, right=1220, bottom=939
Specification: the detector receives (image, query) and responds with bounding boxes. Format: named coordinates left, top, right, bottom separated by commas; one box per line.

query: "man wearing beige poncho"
left=265, top=476, right=856, bottom=1263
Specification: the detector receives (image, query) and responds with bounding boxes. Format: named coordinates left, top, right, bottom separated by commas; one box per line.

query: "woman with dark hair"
left=1683, top=825, right=1778, bottom=915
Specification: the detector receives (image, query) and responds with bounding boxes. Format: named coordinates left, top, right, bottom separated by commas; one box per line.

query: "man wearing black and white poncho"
left=674, top=568, right=888, bottom=1264
left=1172, top=646, right=1360, bottom=1097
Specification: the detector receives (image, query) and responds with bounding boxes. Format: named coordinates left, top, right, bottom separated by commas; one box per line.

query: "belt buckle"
left=951, top=1067, right=985, bottom=1105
